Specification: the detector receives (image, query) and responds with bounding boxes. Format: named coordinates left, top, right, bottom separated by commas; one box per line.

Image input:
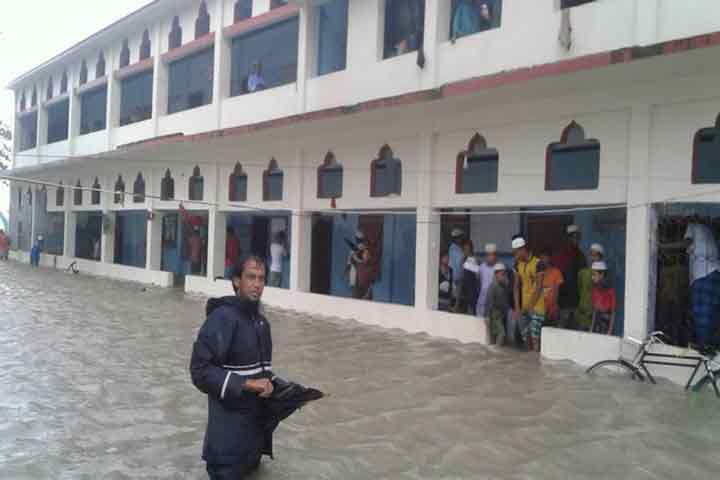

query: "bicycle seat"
left=691, top=343, right=720, bottom=357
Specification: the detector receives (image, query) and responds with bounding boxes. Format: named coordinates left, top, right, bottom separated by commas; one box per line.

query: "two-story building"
left=6, top=0, right=720, bottom=374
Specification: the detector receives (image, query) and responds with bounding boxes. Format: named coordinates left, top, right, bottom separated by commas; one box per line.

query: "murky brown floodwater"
left=1, top=260, right=720, bottom=479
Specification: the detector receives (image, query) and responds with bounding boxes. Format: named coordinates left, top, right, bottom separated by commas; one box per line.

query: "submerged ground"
left=1, top=261, right=719, bottom=479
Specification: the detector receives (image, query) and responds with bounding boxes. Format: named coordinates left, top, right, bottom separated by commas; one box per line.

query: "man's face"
left=234, top=261, right=266, bottom=302
left=592, top=271, right=605, bottom=285
left=480, top=3, right=490, bottom=20
left=590, top=251, right=602, bottom=263
left=486, top=252, right=497, bottom=264
left=440, top=254, right=449, bottom=267
left=513, top=247, right=528, bottom=262
left=495, top=270, right=507, bottom=284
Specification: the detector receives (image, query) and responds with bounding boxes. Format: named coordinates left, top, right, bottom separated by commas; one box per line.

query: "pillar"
left=106, top=48, right=121, bottom=150
left=289, top=212, right=312, bottom=292
left=296, top=4, right=311, bottom=113
left=151, top=26, right=164, bottom=133
left=30, top=187, right=38, bottom=248
left=415, top=132, right=440, bottom=311
left=213, top=0, right=229, bottom=129
left=422, top=0, right=444, bottom=89
left=100, top=211, right=115, bottom=263
left=207, top=207, right=227, bottom=280
left=63, top=210, right=76, bottom=259
left=624, top=104, right=653, bottom=339
left=67, top=70, right=80, bottom=155
left=146, top=211, right=163, bottom=271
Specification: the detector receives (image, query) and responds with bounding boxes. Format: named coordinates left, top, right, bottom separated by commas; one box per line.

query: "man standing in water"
left=191, top=256, right=274, bottom=479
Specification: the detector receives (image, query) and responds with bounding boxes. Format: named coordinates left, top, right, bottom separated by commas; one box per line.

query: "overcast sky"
left=0, top=0, right=151, bottom=218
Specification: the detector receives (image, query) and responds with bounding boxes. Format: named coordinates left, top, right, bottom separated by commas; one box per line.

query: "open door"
left=311, top=215, right=333, bottom=294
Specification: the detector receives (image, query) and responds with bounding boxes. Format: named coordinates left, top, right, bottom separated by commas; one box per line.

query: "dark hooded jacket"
left=190, top=296, right=273, bottom=466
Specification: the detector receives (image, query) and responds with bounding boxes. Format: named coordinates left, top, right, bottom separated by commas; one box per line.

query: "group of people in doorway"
left=224, top=226, right=288, bottom=288
left=345, top=230, right=379, bottom=300
left=441, top=224, right=617, bottom=351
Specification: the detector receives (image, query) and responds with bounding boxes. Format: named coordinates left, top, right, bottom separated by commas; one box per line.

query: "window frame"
left=133, top=173, right=146, bottom=203
left=91, top=178, right=101, bottom=205
left=317, top=152, right=343, bottom=199
left=316, top=0, right=349, bottom=77
left=189, top=166, right=204, bottom=201
left=79, top=85, right=108, bottom=135
left=119, top=69, right=154, bottom=126
left=691, top=113, right=720, bottom=185
left=383, top=0, right=426, bottom=60
left=161, top=169, right=175, bottom=201
left=370, top=145, right=402, bottom=198
left=167, top=47, right=214, bottom=114
left=47, top=98, right=70, bottom=144
left=263, top=159, right=284, bottom=202
left=114, top=176, right=126, bottom=205
left=56, top=183, right=65, bottom=207
left=545, top=121, right=601, bottom=192
left=74, top=181, right=83, bottom=206
left=455, top=133, right=499, bottom=194
left=229, top=163, right=248, bottom=202
left=449, top=0, right=503, bottom=42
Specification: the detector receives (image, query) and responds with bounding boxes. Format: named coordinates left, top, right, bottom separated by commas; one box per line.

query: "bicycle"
left=586, top=331, right=720, bottom=397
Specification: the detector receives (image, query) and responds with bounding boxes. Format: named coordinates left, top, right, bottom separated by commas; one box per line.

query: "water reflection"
left=0, top=261, right=719, bottom=479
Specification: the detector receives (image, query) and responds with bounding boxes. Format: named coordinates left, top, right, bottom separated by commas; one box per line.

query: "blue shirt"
left=449, top=243, right=464, bottom=283
left=691, top=270, right=720, bottom=343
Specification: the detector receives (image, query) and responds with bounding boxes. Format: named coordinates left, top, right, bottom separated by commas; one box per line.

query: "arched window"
left=546, top=121, right=600, bottom=191
left=229, top=163, right=248, bottom=202
left=161, top=169, right=175, bottom=201
left=169, top=16, right=183, bottom=49
left=114, top=175, right=126, bottom=204
left=96, top=52, right=106, bottom=78
left=60, top=71, right=68, bottom=94
left=56, top=182, right=65, bottom=207
left=370, top=145, right=402, bottom=197
left=455, top=133, right=499, bottom=194
left=79, top=60, right=88, bottom=85
left=196, top=1, right=211, bottom=38
left=120, top=39, right=131, bottom=68
left=692, top=113, right=720, bottom=184
left=133, top=173, right=146, bottom=203
left=263, top=158, right=284, bottom=201
left=46, top=77, right=54, bottom=101
left=74, top=180, right=83, bottom=206
left=27, top=187, right=32, bottom=207
left=19, top=92, right=26, bottom=111
left=91, top=178, right=101, bottom=205
left=140, top=29, right=152, bottom=60
left=234, top=0, right=253, bottom=22
left=31, top=87, right=37, bottom=108
left=189, top=166, right=204, bottom=201
left=318, top=151, right=343, bottom=199
left=17, top=188, right=23, bottom=209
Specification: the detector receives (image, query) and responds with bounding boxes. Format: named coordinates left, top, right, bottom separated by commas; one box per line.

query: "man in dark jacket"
left=190, top=255, right=275, bottom=479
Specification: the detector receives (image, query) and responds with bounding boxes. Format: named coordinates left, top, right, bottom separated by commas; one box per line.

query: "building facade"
left=6, top=0, right=720, bottom=375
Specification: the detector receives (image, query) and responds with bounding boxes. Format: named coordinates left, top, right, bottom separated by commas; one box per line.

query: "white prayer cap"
left=592, top=261, right=608, bottom=271
left=590, top=243, right=605, bottom=255
left=451, top=228, right=464, bottom=238
left=511, top=237, right=527, bottom=250
left=355, top=230, right=365, bottom=239
left=485, top=243, right=497, bottom=254
left=566, top=224, right=580, bottom=234
left=494, top=263, right=507, bottom=272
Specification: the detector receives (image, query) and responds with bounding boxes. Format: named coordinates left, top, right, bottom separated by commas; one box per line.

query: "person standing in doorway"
left=351, top=242, right=377, bottom=300
left=459, top=240, right=480, bottom=315
left=189, top=227, right=204, bottom=275
left=553, top=225, right=587, bottom=330
left=485, top=263, right=511, bottom=346
left=476, top=243, right=498, bottom=317
left=448, top=229, right=465, bottom=309
left=539, top=248, right=564, bottom=327
left=512, top=237, right=546, bottom=352
left=438, top=252, right=454, bottom=312
left=269, top=231, right=287, bottom=288
left=0, top=229, right=10, bottom=261
left=30, top=235, right=43, bottom=267
left=225, top=227, right=241, bottom=280
left=590, top=261, right=616, bottom=335
left=190, top=256, right=274, bottom=479
left=576, top=244, right=604, bottom=331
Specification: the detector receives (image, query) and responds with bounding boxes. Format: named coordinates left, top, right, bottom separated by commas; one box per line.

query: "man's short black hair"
left=230, top=255, right=267, bottom=292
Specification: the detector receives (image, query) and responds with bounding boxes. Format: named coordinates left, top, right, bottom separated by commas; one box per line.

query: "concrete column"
left=414, top=132, right=439, bottom=310
left=207, top=207, right=227, bottom=280
left=213, top=0, right=229, bottom=128
left=106, top=48, right=120, bottom=151
left=67, top=70, right=80, bottom=155
left=623, top=104, right=653, bottom=339
left=37, top=82, right=48, bottom=147
left=146, top=212, right=163, bottom=271
left=63, top=209, right=76, bottom=259
left=296, top=5, right=311, bottom=113
left=101, top=211, right=116, bottom=263
left=289, top=211, right=312, bottom=292
left=151, top=26, right=164, bottom=133
left=30, top=188, right=38, bottom=247
left=422, top=0, right=444, bottom=89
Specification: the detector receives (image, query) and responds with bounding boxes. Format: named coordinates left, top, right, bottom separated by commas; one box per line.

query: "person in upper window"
left=590, top=261, right=616, bottom=335
left=247, top=62, right=266, bottom=93
left=512, top=237, right=546, bottom=352
left=451, top=0, right=493, bottom=41
left=388, top=0, right=424, bottom=56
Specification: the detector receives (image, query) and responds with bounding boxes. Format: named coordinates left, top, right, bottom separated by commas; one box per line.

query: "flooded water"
left=1, top=261, right=720, bottom=479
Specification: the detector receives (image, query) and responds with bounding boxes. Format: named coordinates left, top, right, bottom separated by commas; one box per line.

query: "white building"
left=6, top=0, right=720, bottom=374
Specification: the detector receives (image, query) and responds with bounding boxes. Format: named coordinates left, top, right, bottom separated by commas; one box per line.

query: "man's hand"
left=245, top=378, right=274, bottom=398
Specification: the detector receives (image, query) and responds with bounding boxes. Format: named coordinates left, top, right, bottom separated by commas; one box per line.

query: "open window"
left=229, top=162, right=248, bottom=202
left=230, top=17, right=299, bottom=96
left=384, top=0, right=425, bottom=59
left=96, top=52, right=106, bottom=78
left=450, top=0, right=502, bottom=41
left=546, top=121, right=600, bottom=191
left=318, top=152, right=343, bottom=199
left=561, top=0, right=595, bottom=8
left=161, top=169, right=175, bottom=201
left=18, top=112, right=37, bottom=151
left=189, top=166, right=204, bottom=201
left=169, top=16, right=183, bottom=50
left=80, top=86, right=108, bottom=135
left=120, top=39, right=131, bottom=68
left=56, top=182, right=65, bottom=207
left=133, top=173, right=146, bottom=203
left=140, top=30, right=152, bottom=60
left=196, top=1, right=211, bottom=39
left=455, top=133, right=499, bottom=194
left=120, top=69, right=153, bottom=126
left=114, top=176, right=126, bottom=204
left=91, top=178, right=101, bottom=205
left=371, top=145, right=402, bottom=197
left=74, top=180, right=83, bottom=206
left=234, top=0, right=253, bottom=22
left=692, top=114, right=720, bottom=184
left=167, top=47, right=214, bottom=113
left=263, top=159, right=284, bottom=202
left=47, top=98, right=69, bottom=144
left=316, top=0, right=349, bottom=76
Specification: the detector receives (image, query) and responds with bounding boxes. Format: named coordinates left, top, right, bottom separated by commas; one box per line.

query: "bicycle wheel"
left=692, top=369, right=720, bottom=397
left=586, top=360, right=644, bottom=382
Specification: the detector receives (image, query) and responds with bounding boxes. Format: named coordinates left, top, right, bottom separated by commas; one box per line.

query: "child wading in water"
left=590, top=261, right=616, bottom=335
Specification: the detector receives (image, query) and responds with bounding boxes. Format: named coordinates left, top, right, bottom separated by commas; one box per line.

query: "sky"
left=0, top=0, right=151, bottom=218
